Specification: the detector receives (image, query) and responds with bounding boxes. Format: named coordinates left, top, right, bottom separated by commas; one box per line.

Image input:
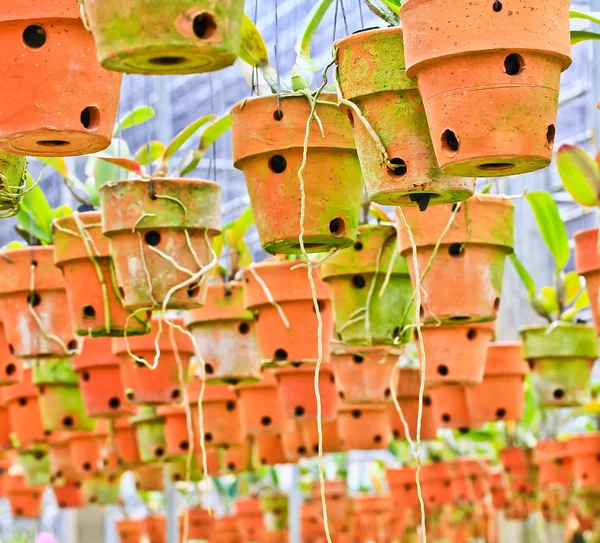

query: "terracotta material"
left=223, top=441, right=252, bottom=474
left=156, top=404, right=196, bottom=459
left=209, top=515, right=241, bottom=543
left=451, top=458, right=491, bottom=503
left=0, top=1, right=122, bottom=156
left=168, top=455, right=203, bottom=484
left=387, top=466, right=420, bottom=508
left=309, top=480, right=347, bottom=520
left=401, top=0, right=571, bottom=177
left=300, top=502, right=323, bottom=542
left=0, top=246, right=80, bottom=358
left=298, top=418, right=341, bottom=456
left=234, top=370, right=285, bottom=437
left=0, top=322, right=23, bottom=386
left=197, top=385, right=243, bottom=447
left=145, top=515, right=166, bottom=543
left=133, top=465, right=164, bottom=492
left=353, top=495, right=393, bottom=543
left=465, top=342, right=528, bottom=425
left=280, top=421, right=309, bottom=463
left=274, top=364, right=338, bottom=421
left=54, top=211, right=150, bottom=338
left=338, top=404, right=391, bottom=451
left=0, top=403, right=10, bottom=451
left=48, top=433, right=78, bottom=484
left=520, top=323, right=598, bottom=406
left=419, top=462, right=454, bottom=507
left=6, top=475, right=44, bottom=519
left=236, top=498, right=265, bottom=541
left=100, top=178, right=221, bottom=311
left=193, top=445, right=220, bottom=478
left=231, top=94, right=362, bottom=255
left=489, top=471, right=510, bottom=510
left=259, top=493, right=288, bottom=532
left=116, top=518, right=145, bottom=543
left=499, top=446, right=533, bottom=478
left=336, top=27, right=474, bottom=206
left=429, top=385, right=473, bottom=431
left=130, top=407, right=167, bottom=463
left=17, top=446, right=50, bottom=486
left=2, top=368, right=45, bottom=446
left=53, top=481, right=84, bottom=509
left=574, top=227, right=600, bottom=334
left=69, top=430, right=104, bottom=477
left=568, top=433, right=600, bottom=491
left=186, top=281, right=261, bottom=384
left=396, top=195, right=514, bottom=323
left=113, top=418, right=142, bottom=466
left=81, top=471, right=121, bottom=505
left=255, top=434, right=288, bottom=466
left=182, top=507, right=214, bottom=541
left=113, top=317, right=195, bottom=404
left=536, top=440, right=572, bottom=488
left=322, top=225, right=413, bottom=345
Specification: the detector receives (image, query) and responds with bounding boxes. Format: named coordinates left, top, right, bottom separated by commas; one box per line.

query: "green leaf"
left=212, top=234, right=225, bottom=260
left=562, top=289, right=591, bottom=320
left=536, top=286, right=559, bottom=316
left=113, top=106, right=155, bottom=135
left=230, top=207, right=254, bottom=249
left=18, top=173, right=52, bottom=243
left=571, top=30, right=600, bottom=44
left=16, top=209, right=51, bottom=245
left=162, top=115, right=216, bottom=165
left=526, top=191, right=570, bottom=273
left=2, top=240, right=24, bottom=251
left=567, top=400, right=600, bottom=418
left=52, top=205, right=73, bottom=220
left=363, top=0, right=400, bottom=25
left=239, top=13, right=270, bottom=68
left=38, top=157, right=69, bottom=179
left=380, top=0, right=401, bottom=13
left=93, top=138, right=132, bottom=194
left=564, top=271, right=583, bottom=305
left=85, top=177, right=100, bottom=207
left=369, top=205, right=393, bottom=223
left=95, top=156, right=144, bottom=177
left=556, top=144, right=600, bottom=207
left=135, top=141, right=166, bottom=167
left=570, top=10, right=600, bottom=25
left=179, top=115, right=232, bottom=176
left=509, top=252, right=536, bottom=298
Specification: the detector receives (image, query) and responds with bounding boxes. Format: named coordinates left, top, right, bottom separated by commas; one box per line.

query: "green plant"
left=556, top=144, right=600, bottom=207
left=212, top=207, right=255, bottom=281
left=212, top=475, right=239, bottom=514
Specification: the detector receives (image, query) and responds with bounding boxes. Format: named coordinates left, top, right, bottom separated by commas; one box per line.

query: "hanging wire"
left=339, top=0, right=349, bottom=36
left=209, top=74, right=217, bottom=182
left=145, top=78, right=153, bottom=178
left=333, top=0, right=340, bottom=41
left=252, top=0, right=260, bottom=96
left=357, top=0, right=364, bottom=29
left=274, top=0, right=282, bottom=116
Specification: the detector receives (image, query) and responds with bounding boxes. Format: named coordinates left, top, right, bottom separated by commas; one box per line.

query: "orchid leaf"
left=114, top=106, right=155, bottom=135
left=570, top=10, right=600, bottom=25
left=564, top=271, right=583, bottom=305
left=571, top=30, right=600, bottom=44
left=95, top=156, right=144, bottom=177
left=536, top=286, right=559, bottom=316
left=39, top=157, right=69, bottom=179
left=509, top=253, right=536, bottom=299
left=364, top=0, right=400, bottom=25
left=556, top=144, right=600, bottom=207
left=369, top=205, right=393, bottom=223
left=238, top=14, right=279, bottom=93
left=230, top=207, right=254, bottom=249
left=180, top=115, right=232, bottom=176
left=52, top=205, right=73, bottom=220
left=135, top=141, right=166, bottom=167
left=162, top=115, right=216, bottom=165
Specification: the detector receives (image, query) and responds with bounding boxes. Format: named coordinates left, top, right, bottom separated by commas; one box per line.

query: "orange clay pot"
left=489, top=471, right=511, bottom=510
left=309, top=480, right=347, bottom=520
left=536, top=440, right=572, bottom=488
left=568, top=433, right=600, bottom=491
left=99, top=178, right=221, bottom=311
left=258, top=530, right=289, bottom=543
left=194, top=443, right=220, bottom=478
left=400, top=0, right=571, bottom=177
left=116, top=518, right=145, bottom=543
left=210, top=516, right=241, bottom=543
left=0, top=403, right=11, bottom=450
left=429, top=385, right=473, bottom=432
left=0, top=246, right=80, bottom=358
left=133, top=465, right=164, bottom=492
left=280, top=421, right=310, bottom=463
left=182, top=507, right=214, bottom=541
left=186, top=281, right=261, bottom=385
left=48, top=433, right=78, bottom=484
left=419, top=462, right=454, bottom=508
left=113, top=418, right=142, bottom=466
left=353, top=495, right=393, bottom=543
left=234, top=370, right=285, bottom=437
left=2, top=368, right=45, bottom=446
left=574, top=228, right=600, bottom=334
left=465, top=342, right=528, bottom=425
left=273, top=364, right=338, bottom=421
left=53, top=481, right=84, bottom=509
left=236, top=498, right=265, bottom=541
left=330, top=342, right=401, bottom=403
left=300, top=502, right=323, bottom=542
left=54, top=211, right=150, bottom=338
left=499, top=446, right=533, bottom=478
left=335, top=27, right=474, bottom=207
left=338, top=404, right=391, bottom=451
left=69, top=423, right=112, bottom=478
left=130, top=407, right=167, bottom=464
left=389, top=367, right=438, bottom=441
left=197, top=385, right=243, bottom=447
left=0, top=1, right=122, bottom=156
left=451, top=458, right=491, bottom=503
left=145, top=515, right=166, bottom=543
left=156, top=404, right=196, bottom=459
left=6, top=475, right=44, bottom=519
left=298, top=418, right=341, bottom=457
left=255, top=433, right=287, bottom=466
left=113, top=317, right=194, bottom=404
left=421, top=322, right=495, bottom=386
left=0, top=322, right=23, bottom=386
left=222, top=441, right=252, bottom=474
left=231, top=94, right=362, bottom=255
left=387, top=466, right=420, bottom=508
left=396, top=195, right=514, bottom=324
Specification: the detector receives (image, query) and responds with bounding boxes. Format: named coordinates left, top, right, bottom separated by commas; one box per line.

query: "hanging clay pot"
left=168, top=455, right=203, bottom=484
left=397, top=195, right=514, bottom=324
left=113, top=418, right=142, bottom=467
left=258, top=531, right=289, bottom=543
left=0, top=0, right=122, bottom=156
left=451, top=458, right=491, bottom=503
left=255, top=434, right=288, bottom=466
left=0, top=401, right=11, bottom=450
left=574, top=228, right=600, bottom=334
left=465, top=342, right=528, bottom=425
left=116, top=518, right=145, bottom=543
left=280, top=421, right=310, bottom=463
left=145, top=515, right=166, bottom=543
left=234, top=370, right=285, bottom=437
left=429, top=385, right=473, bottom=432
left=210, top=516, right=241, bottom=543
left=0, top=322, right=23, bottom=386
left=0, top=151, right=27, bottom=218
left=134, top=464, right=164, bottom=492
left=421, top=322, right=494, bottom=386
left=156, top=404, right=196, bottom=459
left=243, top=259, right=333, bottom=366
left=53, top=481, right=84, bottom=509
left=2, top=368, right=45, bottom=446
left=33, top=358, right=96, bottom=432
left=353, top=495, right=393, bottom=543
left=568, top=433, right=600, bottom=491
left=520, top=323, right=598, bottom=406
left=197, top=384, right=243, bottom=447
left=419, top=462, right=454, bottom=508
left=222, top=441, right=252, bottom=474
left=82, top=471, right=121, bottom=506
left=489, top=471, right=510, bottom=510
left=100, top=178, right=221, bottom=311
left=186, top=281, right=261, bottom=385
left=322, top=225, right=413, bottom=345
left=335, top=27, right=474, bottom=207
left=387, top=466, right=420, bottom=508
left=499, top=446, right=535, bottom=480
left=54, top=211, right=150, bottom=338
left=183, top=507, right=214, bottom=541
left=300, top=502, right=323, bottom=542
left=6, top=475, right=44, bottom=519
left=298, top=418, right=341, bottom=457
left=0, top=246, right=80, bottom=358
left=400, top=0, right=571, bottom=177
left=113, top=316, right=195, bottom=404
left=17, top=446, right=50, bottom=486
left=130, top=406, right=167, bottom=463
left=231, top=94, right=362, bottom=255
left=389, top=367, right=438, bottom=441
left=69, top=431, right=104, bottom=477
left=48, top=433, right=78, bottom=485
left=338, top=404, right=391, bottom=451
left=536, top=440, right=572, bottom=488
left=236, top=498, right=265, bottom=541
left=274, top=364, right=338, bottom=422
left=194, top=444, right=220, bottom=478
left=330, top=341, right=401, bottom=403
left=309, top=480, right=347, bottom=520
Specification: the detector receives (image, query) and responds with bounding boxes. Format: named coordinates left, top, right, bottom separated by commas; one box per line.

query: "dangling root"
left=247, top=264, right=291, bottom=329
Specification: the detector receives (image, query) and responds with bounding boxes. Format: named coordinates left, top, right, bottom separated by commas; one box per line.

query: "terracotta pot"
left=280, top=421, right=310, bottom=463
left=231, top=94, right=362, bottom=255
left=81, top=471, right=121, bottom=505
left=309, top=480, right=347, bottom=520
left=300, top=502, right=323, bottom=542
left=387, top=466, right=419, bottom=508
left=48, top=433, right=78, bottom=484
left=17, top=446, right=50, bottom=486
left=489, top=471, right=510, bottom=510
left=197, top=384, right=243, bottom=447
left=258, top=530, right=288, bottom=543
left=243, top=259, right=333, bottom=366
left=419, top=462, right=454, bottom=507
left=130, top=407, right=167, bottom=463
left=0, top=403, right=11, bottom=451
left=0, top=0, right=122, bottom=156
left=0, top=246, right=80, bottom=358
left=0, top=152, right=27, bottom=218
left=574, top=228, right=600, bottom=334
left=194, top=444, right=220, bottom=478
left=69, top=429, right=104, bottom=477
left=322, top=225, right=413, bottom=345
left=0, top=322, right=23, bottom=386
left=465, top=342, right=528, bottom=425
left=389, top=367, right=438, bottom=441
left=429, top=385, right=473, bottom=431
left=100, top=178, right=221, bottom=311
left=222, top=442, right=252, bottom=474
left=2, top=368, right=45, bottom=446
left=117, top=518, right=145, bottom=543
left=335, top=27, right=474, bottom=206
left=182, top=507, right=214, bottom=541
left=520, top=323, right=598, bottom=406
left=400, top=0, right=570, bottom=177
left=156, top=404, right=196, bottom=459
left=353, top=495, right=393, bottom=543
left=53, top=481, right=84, bottom=509
left=210, top=515, right=241, bottom=543
left=338, top=404, right=390, bottom=451
left=113, top=317, right=194, bottom=404
left=113, top=418, right=142, bottom=467
left=133, top=464, right=164, bottom=492
left=34, top=358, right=96, bottom=432
left=260, top=493, right=288, bottom=532
left=235, top=370, right=285, bottom=437
left=274, top=364, right=338, bottom=422
left=255, top=434, right=288, bottom=466
left=6, top=475, right=44, bottom=519
left=168, top=455, right=203, bottom=484
left=536, top=440, right=572, bottom=488
left=451, top=458, right=491, bottom=503
left=299, top=418, right=341, bottom=457
left=236, top=498, right=265, bottom=541
left=145, top=514, right=166, bottom=543
left=568, top=433, right=600, bottom=491
left=499, top=446, right=536, bottom=483
left=54, top=211, right=150, bottom=338
left=186, top=281, right=261, bottom=384
left=396, top=195, right=514, bottom=323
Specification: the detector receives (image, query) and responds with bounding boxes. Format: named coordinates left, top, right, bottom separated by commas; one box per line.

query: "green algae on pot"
left=130, top=406, right=168, bottom=464
left=0, top=151, right=27, bottom=218
left=33, top=359, right=96, bottom=433
left=260, top=493, right=289, bottom=531
left=81, top=0, right=245, bottom=75
left=167, top=456, right=203, bottom=484
left=17, top=447, right=50, bottom=487
left=335, top=26, right=474, bottom=208
left=322, top=224, right=413, bottom=345
left=520, top=323, right=598, bottom=407
left=82, top=472, right=122, bottom=506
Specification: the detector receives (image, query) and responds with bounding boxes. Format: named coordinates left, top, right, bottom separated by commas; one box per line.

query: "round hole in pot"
left=80, top=106, right=100, bottom=130
left=494, top=297, right=501, bottom=312
left=5, top=363, right=15, bottom=376
left=23, top=25, right=47, bottom=48
left=496, top=408, right=507, bottom=419
left=329, top=217, right=345, bottom=237
left=172, top=473, right=182, bottom=482
left=171, top=389, right=181, bottom=400
left=291, top=361, right=302, bottom=368
left=148, top=56, right=186, bottom=66
left=261, top=416, right=272, bottom=427
left=193, top=13, right=217, bottom=39
left=37, top=140, right=70, bottom=147
left=347, top=110, right=354, bottom=127
left=466, top=328, right=477, bottom=340
left=556, top=458, right=564, bottom=466
left=180, top=440, right=189, bottom=451
left=38, top=385, right=45, bottom=395
left=424, top=396, right=432, bottom=407
left=205, top=363, right=214, bottom=375
left=553, top=388, right=565, bottom=400
left=353, top=241, right=363, bottom=251
left=226, top=400, right=236, bottom=411
left=119, top=287, right=125, bottom=298
left=17, top=397, right=27, bottom=406
left=34, top=451, right=45, bottom=461
left=492, top=1, right=503, bottom=12
left=227, top=462, right=236, bottom=471
left=268, top=155, right=287, bottom=174
left=274, top=348, right=288, bottom=361
left=546, top=124, right=556, bottom=148
left=313, top=445, right=319, bottom=453
left=312, top=300, right=325, bottom=313
left=154, top=447, right=164, bottom=458
left=126, top=390, right=134, bottom=401
left=89, top=496, right=98, bottom=504
left=351, top=275, right=366, bottom=289
left=27, top=291, right=41, bottom=307
left=261, top=457, right=268, bottom=465
left=351, top=409, right=362, bottom=419
left=353, top=354, right=364, bottom=364
left=8, top=344, right=14, bottom=355
left=109, top=397, right=121, bottom=409
left=135, top=359, right=147, bottom=369
left=388, top=158, right=407, bottom=177
left=504, top=54, right=524, bottom=76
left=144, top=230, right=161, bottom=247
left=83, top=462, right=92, bottom=471
left=448, top=243, right=464, bottom=257
left=68, top=340, right=78, bottom=351
left=63, top=416, right=74, bottom=428
left=374, top=434, right=382, bottom=443
left=294, top=405, right=305, bottom=417
left=82, top=371, right=90, bottom=382
left=15, top=508, right=23, bottom=517
left=478, top=162, right=515, bottom=171
left=297, top=446, right=307, bottom=455
left=205, top=433, right=213, bottom=442
left=187, top=283, right=200, bottom=298
left=238, top=322, right=250, bottom=335
left=82, top=305, right=96, bottom=319
left=527, top=360, right=535, bottom=371
left=273, top=109, right=284, bottom=121
left=392, top=429, right=400, bottom=439
left=441, top=129, right=459, bottom=157
left=44, top=429, right=51, bottom=436
left=384, top=388, right=391, bottom=398
left=441, top=413, right=451, bottom=423
left=458, top=427, right=470, bottom=434
left=437, top=365, right=449, bottom=377
left=339, top=391, right=345, bottom=399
